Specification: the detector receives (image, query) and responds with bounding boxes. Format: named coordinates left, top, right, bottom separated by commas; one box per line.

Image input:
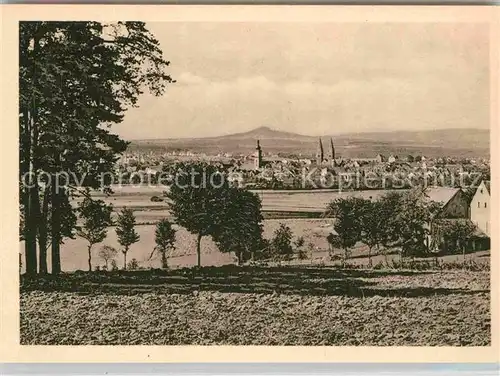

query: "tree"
left=359, top=200, right=383, bottom=267
left=116, top=208, right=140, bottom=270
left=438, top=220, right=476, bottom=260
left=376, top=191, right=405, bottom=262
left=98, top=245, right=118, bottom=270
left=212, top=189, right=264, bottom=265
left=77, top=198, right=113, bottom=272
left=398, top=188, right=441, bottom=258
left=127, top=258, right=140, bottom=270
left=19, top=21, right=173, bottom=274
left=326, top=197, right=366, bottom=263
left=149, top=218, right=176, bottom=269
left=36, top=185, right=77, bottom=273
left=271, top=223, right=294, bottom=260
left=294, top=236, right=307, bottom=260
left=166, top=162, right=231, bottom=267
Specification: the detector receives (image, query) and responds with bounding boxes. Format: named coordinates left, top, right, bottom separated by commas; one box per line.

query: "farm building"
left=425, top=187, right=470, bottom=219
left=424, top=187, right=469, bottom=251
left=470, top=180, right=490, bottom=236
left=468, top=180, right=491, bottom=250
left=425, top=186, right=490, bottom=252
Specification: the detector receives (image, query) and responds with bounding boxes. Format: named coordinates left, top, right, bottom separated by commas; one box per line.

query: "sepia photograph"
left=1, top=4, right=498, bottom=361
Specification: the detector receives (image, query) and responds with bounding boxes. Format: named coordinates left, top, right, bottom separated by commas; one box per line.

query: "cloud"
left=114, top=22, right=489, bottom=140
left=176, top=72, right=207, bottom=86
left=116, top=68, right=488, bottom=140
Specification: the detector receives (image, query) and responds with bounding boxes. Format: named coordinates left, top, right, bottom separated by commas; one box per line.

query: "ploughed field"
left=20, top=267, right=490, bottom=345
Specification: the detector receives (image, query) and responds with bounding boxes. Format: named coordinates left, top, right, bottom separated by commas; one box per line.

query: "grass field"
left=23, top=187, right=488, bottom=272
left=20, top=218, right=490, bottom=273
left=20, top=267, right=490, bottom=345
left=20, top=219, right=335, bottom=272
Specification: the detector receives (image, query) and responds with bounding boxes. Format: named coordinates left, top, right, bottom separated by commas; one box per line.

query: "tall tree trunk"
left=37, top=184, right=50, bottom=274
left=368, top=247, right=372, bottom=268
left=88, top=244, right=93, bottom=272
left=161, top=251, right=168, bottom=269
left=24, top=32, right=43, bottom=275
left=236, top=250, right=242, bottom=266
left=196, top=233, right=202, bottom=267
left=51, top=170, right=61, bottom=275
left=24, top=185, right=38, bottom=275
left=23, top=109, right=37, bottom=275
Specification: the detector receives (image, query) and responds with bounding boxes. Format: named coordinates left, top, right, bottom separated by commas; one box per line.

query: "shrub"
left=271, top=223, right=293, bottom=258
left=127, top=258, right=140, bottom=270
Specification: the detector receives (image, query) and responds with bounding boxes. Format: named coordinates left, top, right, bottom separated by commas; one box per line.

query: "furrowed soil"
left=20, top=268, right=490, bottom=346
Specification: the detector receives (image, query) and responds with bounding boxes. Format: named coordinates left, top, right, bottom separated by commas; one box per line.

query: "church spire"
left=254, top=139, right=262, bottom=170
left=329, top=138, right=336, bottom=167
left=316, top=138, right=324, bottom=165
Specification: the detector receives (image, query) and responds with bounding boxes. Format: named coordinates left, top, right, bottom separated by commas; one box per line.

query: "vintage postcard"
left=0, top=4, right=498, bottom=363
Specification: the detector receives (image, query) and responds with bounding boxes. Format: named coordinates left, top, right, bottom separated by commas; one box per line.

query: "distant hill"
left=211, top=126, right=314, bottom=141
left=129, top=127, right=489, bottom=158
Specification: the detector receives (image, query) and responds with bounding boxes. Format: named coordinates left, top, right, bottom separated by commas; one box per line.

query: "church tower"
left=254, top=139, right=263, bottom=170
left=316, top=138, right=324, bottom=165
left=329, top=138, right=335, bottom=167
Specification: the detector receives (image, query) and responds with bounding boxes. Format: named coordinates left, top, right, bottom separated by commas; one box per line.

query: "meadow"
left=20, top=186, right=489, bottom=272
left=20, top=218, right=489, bottom=273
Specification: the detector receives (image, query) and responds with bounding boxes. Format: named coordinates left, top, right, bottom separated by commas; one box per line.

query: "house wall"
left=470, top=182, right=490, bottom=236
left=437, top=190, right=470, bottom=219
left=427, top=190, right=470, bottom=251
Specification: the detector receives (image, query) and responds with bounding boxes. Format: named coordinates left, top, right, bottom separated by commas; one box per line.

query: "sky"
left=112, top=22, right=490, bottom=140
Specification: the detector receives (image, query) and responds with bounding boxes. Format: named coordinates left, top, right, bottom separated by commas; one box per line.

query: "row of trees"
left=19, top=21, right=174, bottom=274
left=90, top=219, right=309, bottom=271
left=325, top=189, right=476, bottom=265
left=94, top=218, right=176, bottom=271
left=165, top=162, right=265, bottom=266
left=77, top=200, right=143, bottom=271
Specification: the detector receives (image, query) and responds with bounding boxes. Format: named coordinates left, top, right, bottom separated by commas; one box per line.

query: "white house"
left=470, top=180, right=490, bottom=236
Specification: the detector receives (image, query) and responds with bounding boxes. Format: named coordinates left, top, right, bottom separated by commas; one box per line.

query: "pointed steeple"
left=316, top=138, right=324, bottom=165
left=254, top=139, right=262, bottom=170
left=329, top=138, right=336, bottom=167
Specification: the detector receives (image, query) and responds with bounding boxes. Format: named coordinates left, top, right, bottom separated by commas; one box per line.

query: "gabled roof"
left=484, top=181, right=490, bottom=194
left=423, top=187, right=461, bottom=207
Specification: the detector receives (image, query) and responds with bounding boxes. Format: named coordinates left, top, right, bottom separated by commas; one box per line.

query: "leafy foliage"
left=150, top=218, right=176, bottom=269
left=76, top=198, right=113, bottom=271
left=271, top=223, right=294, bottom=260
left=326, top=197, right=367, bottom=262
left=165, top=161, right=232, bottom=267
left=98, top=245, right=118, bottom=270
left=431, top=220, right=476, bottom=256
left=212, top=189, right=264, bottom=265
left=116, top=208, right=140, bottom=269
left=127, top=258, right=140, bottom=271
left=19, top=21, right=173, bottom=274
